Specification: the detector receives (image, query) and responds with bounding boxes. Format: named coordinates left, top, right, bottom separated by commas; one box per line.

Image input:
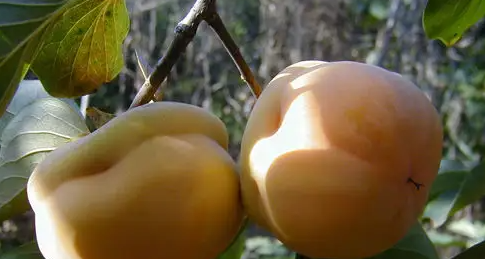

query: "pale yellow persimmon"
left=239, top=61, right=443, bottom=259
left=27, top=102, right=244, bottom=259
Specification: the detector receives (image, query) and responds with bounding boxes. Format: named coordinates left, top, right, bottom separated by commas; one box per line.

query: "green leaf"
left=366, top=222, right=439, bottom=259
left=217, top=220, right=247, bottom=259
left=85, top=106, right=116, bottom=132
left=0, top=80, right=80, bottom=135
left=217, top=230, right=245, bottom=259
left=427, top=170, right=467, bottom=202
left=451, top=240, right=485, bottom=259
left=0, top=242, right=44, bottom=259
left=426, top=159, right=474, bottom=202
left=423, top=162, right=485, bottom=228
left=451, top=162, right=485, bottom=213
left=31, top=0, right=130, bottom=98
left=0, top=97, right=89, bottom=222
left=439, top=159, right=477, bottom=173
left=0, top=0, right=67, bottom=118
left=423, top=0, right=485, bottom=46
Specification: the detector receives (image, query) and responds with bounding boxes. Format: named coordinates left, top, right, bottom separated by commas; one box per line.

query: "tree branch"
left=129, top=0, right=263, bottom=109
left=205, top=12, right=262, bottom=98
left=129, top=0, right=214, bottom=109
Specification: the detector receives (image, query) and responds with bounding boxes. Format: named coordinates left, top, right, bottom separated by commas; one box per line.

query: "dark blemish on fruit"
left=407, top=178, right=424, bottom=191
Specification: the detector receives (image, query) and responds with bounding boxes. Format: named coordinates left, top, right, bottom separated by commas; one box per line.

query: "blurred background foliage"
left=11, top=0, right=485, bottom=258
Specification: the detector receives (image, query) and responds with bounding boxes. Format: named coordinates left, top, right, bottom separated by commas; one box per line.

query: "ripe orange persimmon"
left=239, top=61, right=443, bottom=259
left=27, top=102, right=244, bottom=259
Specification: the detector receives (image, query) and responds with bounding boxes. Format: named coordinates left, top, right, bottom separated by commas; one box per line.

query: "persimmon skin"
left=239, top=61, right=443, bottom=259
left=27, top=102, right=244, bottom=259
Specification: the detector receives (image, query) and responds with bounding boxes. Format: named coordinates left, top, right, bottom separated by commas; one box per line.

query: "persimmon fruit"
left=239, top=60, right=443, bottom=259
left=27, top=102, right=244, bottom=259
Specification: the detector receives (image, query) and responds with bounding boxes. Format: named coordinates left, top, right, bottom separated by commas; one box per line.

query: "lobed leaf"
left=31, top=0, right=130, bottom=98
left=0, top=97, right=89, bottom=222
left=423, top=0, right=485, bottom=46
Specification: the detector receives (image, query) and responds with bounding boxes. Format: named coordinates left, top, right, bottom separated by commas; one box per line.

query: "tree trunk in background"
left=258, top=0, right=352, bottom=82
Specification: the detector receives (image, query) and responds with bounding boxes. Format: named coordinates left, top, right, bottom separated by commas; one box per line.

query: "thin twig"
left=205, top=12, right=262, bottom=98
left=129, top=0, right=215, bottom=109
left=129, top=0, right=263, bottom=109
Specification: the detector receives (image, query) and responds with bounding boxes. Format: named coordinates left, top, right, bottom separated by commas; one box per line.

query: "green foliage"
left=0, top=242, right=43, bottom=259
left=0, top=0, right=65, bottom=120
left=368, top=0, right=389, bottom=20
left=423, top=0, right=485, bottom=46
left=0, top=0, right=129, bottom=119
left=217, top=228, right=246, bottom=259
left=423, top=161, right=485, bottom=228
left=32, top=0, right=130, bottom=98
left=0, top=81, right=89, bottom=222
left=366, top=223, right=439, bottom=259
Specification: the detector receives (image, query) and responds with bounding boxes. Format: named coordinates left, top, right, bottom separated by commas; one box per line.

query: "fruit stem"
left=407, top=177, right=424, bottom=191
left=129, top=0, right=262, bottom=109
left=205, top=12, right=262, bottom=98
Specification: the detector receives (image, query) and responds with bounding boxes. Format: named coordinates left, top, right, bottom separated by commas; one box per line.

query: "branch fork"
left=129, top=0, right=262, bottom=109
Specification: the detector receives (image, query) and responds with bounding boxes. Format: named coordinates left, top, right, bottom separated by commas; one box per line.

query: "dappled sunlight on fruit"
left=239, top=60, right=443, bottom=259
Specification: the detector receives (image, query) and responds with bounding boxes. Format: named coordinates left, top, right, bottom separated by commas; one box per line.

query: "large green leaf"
left=0, top=0, right=67, bottom=118
left=423, top=0, right=485, bottom=46
left=0, top=97, right=89, bottom=222
left=366, top=222, right=439, bottom=259
left=0, top=79, right=80, bottom=221
left=0, top=0, right=130, bottom=119
left=0, top=79, right=80, bottom=134
left=426, top=159, right=474, bottom=203
left=425, top=158, right=477, bottom=203
left=0, top=242, right=44, bottom=259
left=31, top=0, right=130, bottom=97
left=427, top=170, right=467, bottom=202
left=423, top=162, right=485, bottom=228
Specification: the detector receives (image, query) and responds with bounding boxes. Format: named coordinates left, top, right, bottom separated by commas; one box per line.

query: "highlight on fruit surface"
left=27, top=101, right=244, bottom=259
left=239, top=60, right=443, bottom=259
